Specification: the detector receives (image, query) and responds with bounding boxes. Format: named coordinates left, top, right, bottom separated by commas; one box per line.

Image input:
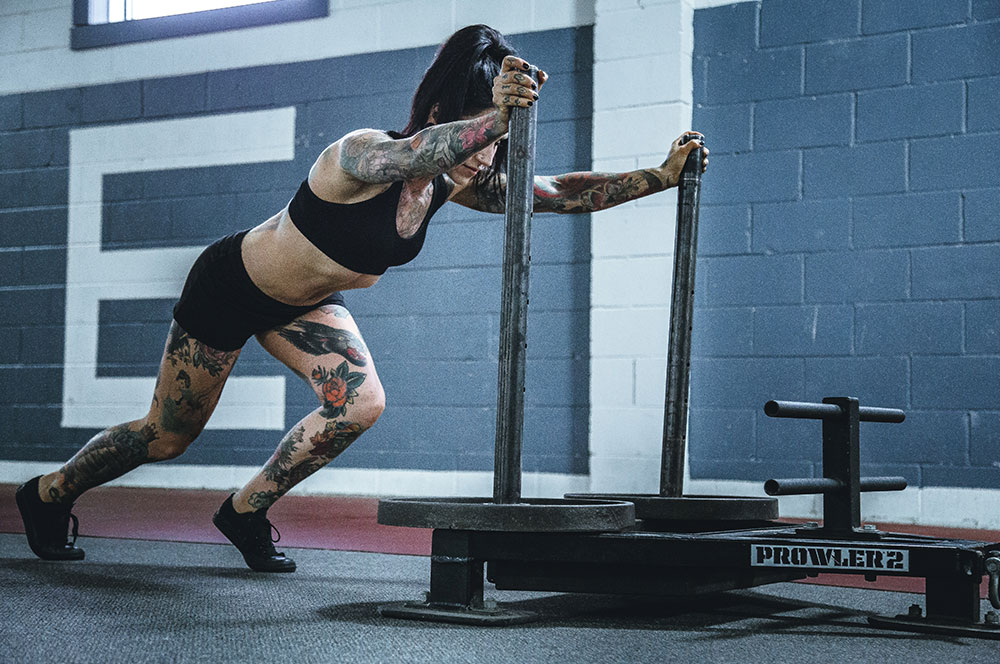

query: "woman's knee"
left=345, top=378, right=386, bottom=430
left=143, top=415, right=200, bottom=460
left=365, top=379, right=387, bottom=426
left=310, top=364, right=385, bottom=426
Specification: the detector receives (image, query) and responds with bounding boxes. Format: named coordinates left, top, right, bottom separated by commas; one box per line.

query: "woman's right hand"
left=493, top=55, right=547, bottom=124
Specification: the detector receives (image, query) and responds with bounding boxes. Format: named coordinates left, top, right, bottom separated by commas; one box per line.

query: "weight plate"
left=563, top=494, right=778, bottom=521
left=377, top=497, right=635, bottom=532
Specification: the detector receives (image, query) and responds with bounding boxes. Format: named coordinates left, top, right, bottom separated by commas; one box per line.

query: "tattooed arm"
left=337, top=112, right=507, bottom=184
left=452, top=132, right=709, bottom=214
left=329, top=56, right=542, bottom=186
left=449, top=169, right=662, bottom=214
left=532, top=169, right=669, bottom=213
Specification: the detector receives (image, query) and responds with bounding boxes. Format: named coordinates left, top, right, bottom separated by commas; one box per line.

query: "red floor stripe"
left=0, top=484, right=431, bottom=556
left=3, top=483, right=997, bottom=597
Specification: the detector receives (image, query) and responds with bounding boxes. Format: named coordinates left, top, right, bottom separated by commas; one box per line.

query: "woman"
left=16, top=25, right=708, bottom=572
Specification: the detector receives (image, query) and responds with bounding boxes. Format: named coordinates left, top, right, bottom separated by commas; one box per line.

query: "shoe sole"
left=15, top=485, right=85, bottom=561
left=212, top=511, right=296, bottom=573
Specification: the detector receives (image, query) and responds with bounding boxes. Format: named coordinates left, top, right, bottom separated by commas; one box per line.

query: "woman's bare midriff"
left=241, top=210, right=380, bottom=306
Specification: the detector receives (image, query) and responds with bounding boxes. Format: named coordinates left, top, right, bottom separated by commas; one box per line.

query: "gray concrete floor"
left=1, top=533, right=998, bottom=663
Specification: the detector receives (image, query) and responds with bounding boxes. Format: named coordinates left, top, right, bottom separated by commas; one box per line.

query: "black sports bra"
left=287, top=174, right=449, bottom=276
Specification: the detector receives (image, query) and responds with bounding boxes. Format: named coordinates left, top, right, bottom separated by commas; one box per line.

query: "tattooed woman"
left=16, top=24, right=708, bottom=572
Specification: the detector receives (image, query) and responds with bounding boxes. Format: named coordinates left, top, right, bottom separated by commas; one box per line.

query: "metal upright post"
left=377, top=67, right=632, bottom=625
left=379, top=64, right=633, bottom=535
left=661, top=136, right=704, bottom=497
left=494, top=67, right=539, bottom=505
left=821, top=396, right=862, bottom=531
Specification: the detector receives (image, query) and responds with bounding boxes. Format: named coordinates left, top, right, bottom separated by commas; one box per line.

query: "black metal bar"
left=764, top=476, right=908, bottom=496
left=489, top=559, right=802, bottom=595
left=427, top=530, right=484, bottom=608
left=468, top=528, right=993, bottom=572
left=821, top=397, right=861, bottom=531
left=925, top=575, right=982, bottom=624
left=661, top=134, right=705, bottom=497
left=494, top=67, right=539, bottom=505
left=462, top=528, right=998, bottom=636
left=764, top=399, right=905, bottom=423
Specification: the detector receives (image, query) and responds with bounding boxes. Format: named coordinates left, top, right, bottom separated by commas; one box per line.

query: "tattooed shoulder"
left=338, top=130, right=395, bottom=182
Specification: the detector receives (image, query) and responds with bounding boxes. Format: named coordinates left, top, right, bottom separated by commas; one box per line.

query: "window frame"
left=71, top=0, right=329, bottom=50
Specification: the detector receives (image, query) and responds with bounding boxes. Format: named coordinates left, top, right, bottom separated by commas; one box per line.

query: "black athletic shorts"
left=172, top=230, right=346, bottom=351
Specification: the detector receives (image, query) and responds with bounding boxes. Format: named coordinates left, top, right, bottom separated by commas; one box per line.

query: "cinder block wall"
left=689, top=0, right=1000, bottom=491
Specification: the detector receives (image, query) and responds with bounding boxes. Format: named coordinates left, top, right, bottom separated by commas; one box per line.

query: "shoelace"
left=248, top=516, right=282, bottom=556
left=68, top=513, right=79, bottom=546
left=44, top=503, right=79, bottom=546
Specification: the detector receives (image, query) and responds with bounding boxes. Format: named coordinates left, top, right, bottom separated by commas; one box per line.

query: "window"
left=71, top=0, right=329, bottom=50
left=120, top=1, right=280, bottom=22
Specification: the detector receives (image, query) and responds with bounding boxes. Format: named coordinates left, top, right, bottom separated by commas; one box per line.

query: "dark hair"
left=402, top=25, right=516, bottom=187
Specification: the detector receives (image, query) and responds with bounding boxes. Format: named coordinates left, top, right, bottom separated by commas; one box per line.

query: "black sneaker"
left=212, top=494, right=296, bottom=573
left=15, top=476, right=85, bottom=561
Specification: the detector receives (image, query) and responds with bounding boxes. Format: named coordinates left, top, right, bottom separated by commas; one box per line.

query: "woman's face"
left=448, top=140, right=500, bottom=187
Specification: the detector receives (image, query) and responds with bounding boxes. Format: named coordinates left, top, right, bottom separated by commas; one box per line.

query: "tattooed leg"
left=276, top=319, right=370, bottom=367
left=232, top=407, right=369, bottom=513
left=243, top=306, right=383, bottom=512
left=38, top=321, right=240, bottom=504
left=163, top=321, right=240, bottom=378
left=155, top=322, right=240, bottom=445
left=43, top=421, right=159, bottom=504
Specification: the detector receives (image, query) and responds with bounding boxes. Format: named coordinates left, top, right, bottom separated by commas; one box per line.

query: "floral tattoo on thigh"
left=165, top=323, right=238, bottom=377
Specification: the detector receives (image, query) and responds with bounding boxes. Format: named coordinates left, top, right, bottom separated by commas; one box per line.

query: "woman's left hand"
left=658, top=132, right=710, bottom=188
left=492, top=55, right=548, bottom=125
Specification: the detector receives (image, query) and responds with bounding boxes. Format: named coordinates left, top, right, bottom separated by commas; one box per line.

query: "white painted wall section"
left=62, top=108, right=297, bottom=430
left=589, top=0, right=695, bottom=493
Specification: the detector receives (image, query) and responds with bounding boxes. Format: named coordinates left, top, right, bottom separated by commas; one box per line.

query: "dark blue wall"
left=690, top=0, right=1000, bottom=488
left=0, top=27, right=593, bottom=475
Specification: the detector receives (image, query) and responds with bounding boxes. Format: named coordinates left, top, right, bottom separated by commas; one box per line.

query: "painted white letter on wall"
left=62, top=108, right=296, bottom=430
